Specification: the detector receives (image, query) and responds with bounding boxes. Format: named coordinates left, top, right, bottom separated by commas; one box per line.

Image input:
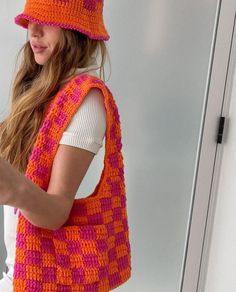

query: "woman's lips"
left=32, top=45, right=47, bottom=53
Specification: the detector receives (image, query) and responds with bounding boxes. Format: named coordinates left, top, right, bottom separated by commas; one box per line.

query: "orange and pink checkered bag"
left=13, top=74, right=131, bottom=291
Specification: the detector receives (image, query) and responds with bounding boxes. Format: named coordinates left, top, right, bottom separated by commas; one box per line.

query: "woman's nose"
left=28, top=22, right=43, bottom=36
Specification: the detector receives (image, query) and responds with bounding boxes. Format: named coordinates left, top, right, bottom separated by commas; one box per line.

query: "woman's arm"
left=0, top=144, right=95, bottom=230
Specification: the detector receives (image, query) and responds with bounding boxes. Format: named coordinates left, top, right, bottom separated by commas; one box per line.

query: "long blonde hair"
left=0, top=28, right=111, bottom=173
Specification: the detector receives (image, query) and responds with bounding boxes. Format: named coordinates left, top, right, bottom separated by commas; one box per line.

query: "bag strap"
left=14, top=74, right=124, bottom=215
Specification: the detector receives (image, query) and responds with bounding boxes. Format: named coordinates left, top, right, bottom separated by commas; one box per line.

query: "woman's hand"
left=0, top=157, right=25, bottom=205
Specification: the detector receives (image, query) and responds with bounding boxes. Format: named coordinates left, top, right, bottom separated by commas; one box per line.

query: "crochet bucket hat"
left=14, top=0, right=110, bottom=41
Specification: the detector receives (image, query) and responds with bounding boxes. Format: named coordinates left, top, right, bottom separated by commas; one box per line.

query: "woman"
left=0, top=0, right=131, bottom=291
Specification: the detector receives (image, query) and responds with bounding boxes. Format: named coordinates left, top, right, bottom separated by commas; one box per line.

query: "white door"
left=197, top=1, right=236, bottom=291
left=181, top=0, right=236, bottom=291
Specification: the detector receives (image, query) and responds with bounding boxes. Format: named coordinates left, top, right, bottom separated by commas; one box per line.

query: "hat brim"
left=14, top=14, right=110, bottom=41
left=15, top=14, right=29, bottom=29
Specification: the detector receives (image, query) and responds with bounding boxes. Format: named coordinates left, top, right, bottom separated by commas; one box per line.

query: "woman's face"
left=28, top=21, right=62, bottom=65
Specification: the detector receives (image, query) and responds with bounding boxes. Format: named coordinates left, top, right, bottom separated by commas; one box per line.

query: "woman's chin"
left=34, top=53, right=50, bottom=66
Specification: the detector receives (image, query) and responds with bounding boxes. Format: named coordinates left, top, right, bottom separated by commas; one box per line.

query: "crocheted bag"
left=12, top=74, right=131, bottom=291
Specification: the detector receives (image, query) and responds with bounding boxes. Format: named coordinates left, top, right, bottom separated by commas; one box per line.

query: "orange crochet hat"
left=14, top=0, right=110, bottom=41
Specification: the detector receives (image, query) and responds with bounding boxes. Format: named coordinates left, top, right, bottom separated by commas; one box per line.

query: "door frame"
left=180, top=0, right=236, bottom=291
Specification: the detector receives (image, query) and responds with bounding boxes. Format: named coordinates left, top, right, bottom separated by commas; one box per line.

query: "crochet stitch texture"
left=12, top=74, right=131, bottom=291
left=14, top=0, right=110, bottom=41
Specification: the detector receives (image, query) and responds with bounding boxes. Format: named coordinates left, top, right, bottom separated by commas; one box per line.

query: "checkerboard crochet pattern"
left=12, top=74, right=131, bottom=291
left=14, top=0, right=110, bottom=41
